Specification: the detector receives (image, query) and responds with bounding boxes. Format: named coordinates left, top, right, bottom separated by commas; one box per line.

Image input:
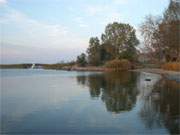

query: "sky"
left=0, top=0, right=170, bottom=64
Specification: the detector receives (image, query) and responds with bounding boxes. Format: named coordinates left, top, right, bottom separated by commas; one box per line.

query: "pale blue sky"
left=0, top=0, right=169, bottom=64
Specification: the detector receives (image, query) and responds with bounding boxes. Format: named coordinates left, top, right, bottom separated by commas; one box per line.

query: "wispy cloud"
left=1, top=7, right=88, bottom=50
left=1, top=43, right=84, bottom=64
left=86, top=5, right=108, bottom=16
left=85, top=0, right=129, bottom=16
left=0, top=0, right=169, bottom=63
left=85, top=4, right=123, bottom=27
left=74, top=17, right=89, bottom=28
left=1, top=7, right=88, bottom=63
left=79, top=24, right=88, bottom=28
left=0, top=0, right=7, bottom=5
left=112, top=0, right=129, bottom=5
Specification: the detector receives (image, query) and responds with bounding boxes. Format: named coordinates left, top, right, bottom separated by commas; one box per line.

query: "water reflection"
left=1, top=70, right=179, bottom=134
left=77, top=72, right=138, bottom=113
left=140, top=78, right=180, bottom=134
left=77, top=71, right=180, bottom=134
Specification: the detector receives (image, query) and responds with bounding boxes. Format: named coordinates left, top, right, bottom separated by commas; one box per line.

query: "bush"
left=161, top=62, right=180, bottom=71
left=76, top=53, right=87, bottom=67
left=105, top=59, right=131, bottom=71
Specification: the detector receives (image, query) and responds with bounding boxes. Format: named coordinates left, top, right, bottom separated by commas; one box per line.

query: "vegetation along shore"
left=1, top=0, right=179, bottom=75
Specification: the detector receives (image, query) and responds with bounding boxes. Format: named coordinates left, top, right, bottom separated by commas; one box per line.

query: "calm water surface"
left=0, top=69, right=179, bottom=134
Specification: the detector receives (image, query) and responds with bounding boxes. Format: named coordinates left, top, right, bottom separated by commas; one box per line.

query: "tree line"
left=77, top=22, right=139, bottom=67
left=77, top=0, right=179, bottom=67
left=140, top=0, right=180, bottom=62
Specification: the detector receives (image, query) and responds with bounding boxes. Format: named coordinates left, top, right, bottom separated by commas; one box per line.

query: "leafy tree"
left=159, top=21, right=180, bottom=61
left=76, top=53, right=87, bottom=67
left=99, top=43, right=116, bottom=63
left=160, top=0, right=180, bottom=61
left=87, top=37, right=101, bottom=66
left=101, top=22, right=139, bottom=61
left=86, top=23, right=139, bottom=66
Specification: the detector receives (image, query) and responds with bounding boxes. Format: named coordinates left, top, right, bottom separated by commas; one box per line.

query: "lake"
left=0, top=69, right=179, bottom=134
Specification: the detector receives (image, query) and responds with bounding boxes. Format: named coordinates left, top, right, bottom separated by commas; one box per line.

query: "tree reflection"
left=77, top=71, right=179, bottom=133
left=76, top=72, right=138, bottom=113
left=76, top=75, right=88, bottom=86
left=140, top=79, right=180, bottom=134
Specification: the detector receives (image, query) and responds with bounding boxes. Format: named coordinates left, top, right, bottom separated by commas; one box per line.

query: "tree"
left=140, top=15, right=163, bottom=61
left=160, top=0, right=180, bottom=61
left=140, top=0, right=180, bottom=62
left=76, top=53, right=87, bottom=67
left=99, top=43, right=116, bottom=63
left=101, top=22, right=139, bottom=61
left=86, top=22, right=139, bottom=66
left=87, top=37, right=101, bottom=66
left=159, top=21, right=180, bottom=61
left=163, top=0, right=180, bottom=22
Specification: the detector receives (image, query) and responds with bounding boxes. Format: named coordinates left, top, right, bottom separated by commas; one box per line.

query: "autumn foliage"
left=161, top=62, right=180, bottom=71
left=105, top=59, right=131, bottom=71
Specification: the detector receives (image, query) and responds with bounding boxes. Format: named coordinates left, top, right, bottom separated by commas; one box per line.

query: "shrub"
left=161, top=62, right=180, bottom=71
left=76, top=53, right=87, bottom=67
left=105, top=59, right=131, bottom=71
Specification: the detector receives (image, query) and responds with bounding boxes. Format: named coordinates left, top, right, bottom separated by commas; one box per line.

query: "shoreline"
left=62, top=66, right=106, bottom=72
left=132, top=68, right=180, bottom=75
left=132, top=68, right=180, bottom=82
left=62, top=67, right=180, bottom=82
left=1, top=67, right=179, bottom=82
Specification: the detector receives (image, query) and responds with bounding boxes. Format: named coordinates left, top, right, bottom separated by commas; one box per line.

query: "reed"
left=161, top=62, right=180, bottom=71
left=105, top=59, right=131, bottom=71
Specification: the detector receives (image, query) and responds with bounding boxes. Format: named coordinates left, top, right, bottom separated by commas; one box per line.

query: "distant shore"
left=1, top=64, right=179, bottom=82
left=69, top=67, right=180, bottom=82
left=62, top=66, right=106, bottom=72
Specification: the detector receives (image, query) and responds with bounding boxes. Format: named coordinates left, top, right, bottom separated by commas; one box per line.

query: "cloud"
left=85, top=4, right=123, bottom=27
left=86, top=5, right=108, bottom=16
left=1, top=7, right=88, bottom=50
left=0, top=0, right=7, bottom=5
left=1, top=43, right=84, bottom=64
left=112, top=0, right=129, bottom=5
left=1, top=7, right=88, bottom=63
left=79, top=24, right=88, bottom=28
left=74, top=17, right=89, bottom=28
left=85, top=0, right=129, bottom=16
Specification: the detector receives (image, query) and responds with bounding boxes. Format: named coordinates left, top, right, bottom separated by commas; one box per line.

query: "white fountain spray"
left=31, top=63, right=35, bottom=69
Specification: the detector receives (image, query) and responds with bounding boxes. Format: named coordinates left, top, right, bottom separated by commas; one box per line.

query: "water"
left=0, top=69, right=179, bottom=134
